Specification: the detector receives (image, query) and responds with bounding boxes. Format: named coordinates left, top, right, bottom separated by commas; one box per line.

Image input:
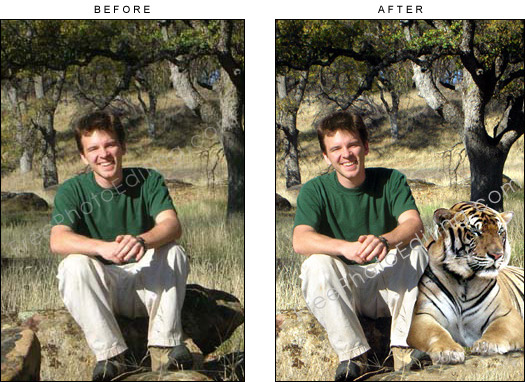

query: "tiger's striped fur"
left=407, top=202, right=524, bottom=364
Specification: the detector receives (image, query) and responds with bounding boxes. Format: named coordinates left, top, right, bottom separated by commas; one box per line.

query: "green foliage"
left=276, top=20, right=353, bottom=69
left=0, top=112, right=20, bottom=173
left=476, top=20, right=524, bottom=67
left=2, top=20, right=244, bottom=80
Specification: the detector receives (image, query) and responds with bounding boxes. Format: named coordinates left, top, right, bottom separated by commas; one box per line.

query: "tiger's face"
left=431, top=202, right=513, bottom=279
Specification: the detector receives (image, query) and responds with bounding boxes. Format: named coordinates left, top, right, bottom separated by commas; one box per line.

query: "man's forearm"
left=50, top=228, right=105, bottom=257
left=293, top=226, right=348, bottom=257
left=381, top=218, right=424, bottom=251
left=139, top=219, right=181, bottom=250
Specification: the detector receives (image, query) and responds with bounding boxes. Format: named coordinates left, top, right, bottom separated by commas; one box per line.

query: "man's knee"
left=163, top=243, right=187, bottom=263
left=57, top=254, right=100, bottom=294
left=302, top=254, right=338, bottom=270
left=408, top=244, right=428, bottom=275
left=301, top=254, right=341, bottom=285
left=58, top=254, right=94, bottom=276
left=156, top=243, right=189, bottom=276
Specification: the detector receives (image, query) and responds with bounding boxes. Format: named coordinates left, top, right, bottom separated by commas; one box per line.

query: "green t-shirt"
left=51, top=167, right=175, bottom=246
left=294, top=168, right=418, bottom=263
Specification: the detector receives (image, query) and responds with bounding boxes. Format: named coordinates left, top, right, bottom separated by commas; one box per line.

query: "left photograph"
left=1, top=20, right=244, bottom=381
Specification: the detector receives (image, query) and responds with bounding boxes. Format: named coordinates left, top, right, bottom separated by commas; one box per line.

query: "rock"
left=165, top=178, right=193, bottom=188
left=458, top=174, right=522, bottom=190
left=2, top=309, right=93, bottom=381
left=286, top=184, right=303, bottom=192
left=276, top=193, right=292, bottom=211
left=407, top=179, right=436, bottom=190
left=502, top=174, right=522, bottom=189
left=182, top=284, right=244, bottom=355
left=121, top=370, right=213, bottom=381
left=121, top=352, right=245, bottom=381
left=276, top=309, right=524, bottom=381
left=1, top=284, right=243, bottom=381
left=0, top=192, right=49, bottom=212
left=276, top=308, right=392, bottom=381
left=366, top=352, right=524, bottom=381
left=0, top=257, right=53, bottom=270
left=201, top=351, right=245, bottom=381
left=0, top=327, right=41, bottom=381
left=275, top=257, right=298, bottom=271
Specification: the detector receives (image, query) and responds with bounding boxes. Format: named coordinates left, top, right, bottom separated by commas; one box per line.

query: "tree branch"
left=215, top=20, right=244, bottom=92
left=496, top=94, right=524, bottom=152
left=495, top=68, right=524, bottom=94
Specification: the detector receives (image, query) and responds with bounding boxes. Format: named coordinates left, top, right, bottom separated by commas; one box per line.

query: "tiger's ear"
left=434, top=208, right=453, bottom=227
left=500, top=211, right=514, bottom=225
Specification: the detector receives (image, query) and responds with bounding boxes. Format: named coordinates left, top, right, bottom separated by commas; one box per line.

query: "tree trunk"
left=389, top=91, right=400, bottom=140
left=169, top=63, right=206, bottom=119
left=137, top=85, right=158, bottom=139
left=40, top=114, right=59, bottom=189
left=378, top=79, right=400, bottom=140
left=19, top=149, right=34, bottom=174
left=34, top=73, right=61, bottom=189
left=403, top=24, right=463, bottom=133
left=163, top=22, right=243, bottom=217
left=406, top=21, right=522, bottom=212
left=466, top=137, right=507, bottom=211
left=219, top=68, right=245, bottom=217
left=280, top=113, right=302, bottom=189
left=276, top=73, right=306, bottom=188
left=6, top=84, right=34, bottom=173
left=146, top=89, right=157, bottom=138
left=461, top=71, right=508, bottom=211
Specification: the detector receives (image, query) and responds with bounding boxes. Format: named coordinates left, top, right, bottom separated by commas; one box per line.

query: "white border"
left=2, top=2, right=524, bottom=381
left=2, top=0, right=525, bottom=19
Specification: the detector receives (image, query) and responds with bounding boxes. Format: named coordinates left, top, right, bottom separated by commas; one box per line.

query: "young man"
left=293, top=112, right=428, bottom=381
left=50, top=111, right=192, bottom=381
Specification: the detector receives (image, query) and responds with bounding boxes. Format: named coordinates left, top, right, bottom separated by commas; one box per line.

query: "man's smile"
left=341, top=160, right=358, bottom=168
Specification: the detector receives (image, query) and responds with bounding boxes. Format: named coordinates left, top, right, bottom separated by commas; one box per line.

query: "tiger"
left=407, top=201, right=524, bottom=365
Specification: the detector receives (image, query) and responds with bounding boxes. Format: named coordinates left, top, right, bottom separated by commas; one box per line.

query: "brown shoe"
left=149, top=345, right=193, bottom=372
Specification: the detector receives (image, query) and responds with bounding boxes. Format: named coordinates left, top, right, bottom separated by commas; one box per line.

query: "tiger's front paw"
left=471, top=340, right=508, bottom=356
left=428, top=349, right=465, bottom=364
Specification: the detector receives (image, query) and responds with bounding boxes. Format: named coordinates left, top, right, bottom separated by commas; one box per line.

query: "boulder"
left=286, top=184, right=303, bottom=192
left=121, top=370, right=213, bottom=381
left=276, top=193, right=292, bottom=211
left=366, top=352, right=524, bottom=381
left=1, top=284, right=243, bottom=381
left=407, top=179, right=437, bottom=190
left=200, top=351, right=245, bottom=381
left=276, top=308, right=524, bottom=381
left=114, top=284, right=244, bottom=359
left=181, top=284, right=244, bottom=355
left=0, top=192, right=49, bottom=212
left=0, top=327, right=41, bottom=381
left=122, top=351, right=245, bottom=381
left=164, top=178, right=193, bottom=189
left=276, top=308, right=392, bottom=381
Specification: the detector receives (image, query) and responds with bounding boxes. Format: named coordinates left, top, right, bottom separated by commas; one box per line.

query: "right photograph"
left=275, top=20, right=524, bottom=381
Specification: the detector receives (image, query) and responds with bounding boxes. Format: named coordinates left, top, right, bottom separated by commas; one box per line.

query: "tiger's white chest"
left=420, top=275, right=500, bottom=347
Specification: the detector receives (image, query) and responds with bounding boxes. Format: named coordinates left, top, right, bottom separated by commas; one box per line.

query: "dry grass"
left=276, top=92, right=524, bottom=380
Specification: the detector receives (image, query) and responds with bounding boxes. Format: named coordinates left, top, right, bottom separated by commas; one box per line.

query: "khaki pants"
left=300, top=246, right=428, bottom=362
left=57, top=243, right=189, bottom=361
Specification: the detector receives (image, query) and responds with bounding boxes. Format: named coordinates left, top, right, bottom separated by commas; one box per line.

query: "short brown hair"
left=316, top=111, right=368, bottom=153
left=74, top=111, right=126, bottom=153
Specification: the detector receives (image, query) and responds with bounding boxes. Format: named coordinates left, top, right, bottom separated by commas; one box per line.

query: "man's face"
left=322, top=129, right=369, bottom=188
left=80, top=129, right=125, bottom=187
